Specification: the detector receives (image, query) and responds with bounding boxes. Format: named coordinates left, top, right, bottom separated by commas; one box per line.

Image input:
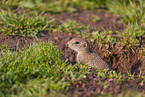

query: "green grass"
left=54, top=20, right=92, bottom=35
left=118, top=91, right=143, bottom=97
left=0, top=0, right=145, bottom=96
left=0, top=42, right=143, bottom=96
left=0, top=10, right=54, bottom=38
left=0, top=0, right=109, bottom=13
left=107, top=0, right=145, bottom=47
left=0, top=41, right=143, bottom=96
left=92, top=24, right=144, bottom=47
left=54, top=19, right=144, bottom=48
left=0, top=44, right=10, bottom=51
left=0, top=42, right=91, bottom=96
left=0, top=0, right=144, bottom=47
left=109, top=0, right=145, bottom=24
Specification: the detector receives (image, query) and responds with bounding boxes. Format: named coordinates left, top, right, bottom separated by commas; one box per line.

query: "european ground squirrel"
left=67, top=38, right=112, bottom=70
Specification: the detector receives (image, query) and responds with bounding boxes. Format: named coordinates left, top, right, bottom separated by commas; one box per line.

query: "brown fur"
left=67, top=38, right=112, bottom=70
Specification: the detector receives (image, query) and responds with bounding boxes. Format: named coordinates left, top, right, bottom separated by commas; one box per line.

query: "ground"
left=0, top=9, right=144, bottom=96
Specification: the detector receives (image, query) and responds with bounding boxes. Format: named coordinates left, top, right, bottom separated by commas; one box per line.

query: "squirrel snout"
left=67, top=41, right=71, bottom=45
left=67, top=41, right=70, bottom=47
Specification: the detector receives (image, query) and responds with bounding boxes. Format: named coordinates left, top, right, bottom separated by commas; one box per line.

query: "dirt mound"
left=38, top=32, right=143, bottom=74
left=0, top=33, right=36, bottom=51
left=90, top=41, right=143, bottom=73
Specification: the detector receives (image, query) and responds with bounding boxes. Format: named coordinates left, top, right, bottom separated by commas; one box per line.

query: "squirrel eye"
left=75, top=41, right=80, bottom=44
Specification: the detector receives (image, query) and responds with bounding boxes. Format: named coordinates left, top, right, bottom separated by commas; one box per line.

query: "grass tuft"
left=109, top=0, right=145, bottom=24
left=0, top=10, right=53, bottom=38
left=0, top=42, right=90, bottom=96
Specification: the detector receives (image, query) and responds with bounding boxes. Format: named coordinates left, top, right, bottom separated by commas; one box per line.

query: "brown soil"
left=0, top=33, right=36, bottom=51
left=0, top=9, right=144, bottom=96
left=53, top=9, right=124, bottom=32
left=67, top=73, right=145, bottom=97
left=40, top=32, right=143, bottom=74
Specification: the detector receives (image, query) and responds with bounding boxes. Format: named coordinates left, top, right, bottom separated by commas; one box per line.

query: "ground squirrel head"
left=67, top=38, right=91, bottom=53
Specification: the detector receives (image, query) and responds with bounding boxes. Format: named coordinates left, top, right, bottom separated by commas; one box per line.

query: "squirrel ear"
left=83, top=42, right=87, bottom=48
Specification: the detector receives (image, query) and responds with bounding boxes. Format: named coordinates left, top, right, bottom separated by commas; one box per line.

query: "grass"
left=0, top=0, right=145, bottom=96
left=92, top=14, right=101, bottom=23
left=118, top=91, right=143, bottom=97
left=0, top=42, right=91, bottom=96
left=108, top=0, right=145, bottom=24
left=92, top=24, right=144, bottom=47
left=0, top=10, right=54, bottom=38
left=0, top=42, right=143, bottom=96
left=0, top=0, right=109, bottom=13
left=54, top=20, right=92, bottom=35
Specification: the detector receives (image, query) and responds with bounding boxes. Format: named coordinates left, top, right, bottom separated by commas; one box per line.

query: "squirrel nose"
left=67, top=41, right=70, bottom=46
left=67, top=41, right=70, bottom=45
